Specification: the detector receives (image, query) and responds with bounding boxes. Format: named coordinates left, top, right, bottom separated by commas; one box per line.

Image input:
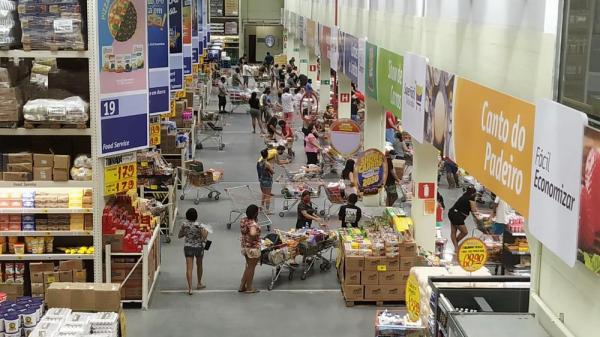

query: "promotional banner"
left=169, top=0, right=183, bottom=91
left=377, top=47, right=403, bottom=117
left=424, top=66, right=456, bottom=158
left=224, top=0, right=238, bottom=16
left=191, top=0, right=199, bottom=66
left=197, top=0, right=204, bottom=58
left=355, top=149, right=388, bottom=196
left=298, top=15, right=304, bottom=44
left=320, top=25, right=331, bottom=61
left=343, top=33, right=359, bottom=85
left=529, top=99, right=587, bottom=268
left=337, top=29, right=344, bottom=72
left=182, top=0, right=192, bottom=76
left=579, top=126, right=600, bottom=274
left=148, top=0, right=170, bottom=115
left=357, top=38, right=366, bottom=93
left=365, top=41, right=378, bottom=99
left=401, top=53, right=426, bottom=143
left=329, top=119, right=362, bottom=158
left=453, top=78, right=535, bottom=217
left=458, top=237, right=489, bottom=272
left=306, top=19, right=316, bottom=50
left=330, top=26, right=339, bottom=71
left=98, top=0, right=149, bottom=156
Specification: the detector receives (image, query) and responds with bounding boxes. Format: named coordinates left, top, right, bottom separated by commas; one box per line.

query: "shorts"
left=249, top=108, right=261, bottom=118
left=184, top=246, right=204, bottom=258
left=241, top=248, right=261, bottom=259
left=218, top=95, right=227, bottom=106
left=491, top=223, right=506, bottom=235
left=306, top=152, right=319, bottom=165
left=448, top=209, right=466, bottom=226
left=260, top=178, right=273, bottom=189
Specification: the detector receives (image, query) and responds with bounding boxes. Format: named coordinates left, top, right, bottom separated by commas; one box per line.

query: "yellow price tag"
left=185, top=75, right=193, bottom=89
left=149, top=122, right=161, bottom=146
left=405, top=274, right=420, bottom=322
left=104, top=162, right=137, bottom=196
left=192, top=64, right=199, bottom=74
left=150, top=185, right=158, bottom=190
left=376, top=265, right=387, bottom=272
left=177, top=90, right=186, bottom=99
left=458, top=237, right=489, bottom=272
left=141, top=161, right=148, bottom=167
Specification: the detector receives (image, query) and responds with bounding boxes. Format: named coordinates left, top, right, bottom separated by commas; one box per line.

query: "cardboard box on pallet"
left=59, top=260, right=83, bottom=271
left=0, top=283, right=24, bottom=300
left=379, top=256, right=400, bottom=271
left=33, top=154, right=53, bottom=167
left=342, top=284, right=364, bottom=301
left=399, top=241, right=417, bottom=256
left=46, top=282, right=122, bottom=313
left=364, top=256, right=382, bottom=271
left=399, top=257, right=417, bottom=271
left=343, top=271, right=361, bottom=285
left=364, top=285, right=385, bottom=300
left=362, top=271, right=379, bottom=285
left=378, top=271, right=404, bottom=285
left=344, top=255, right=364, bottom=272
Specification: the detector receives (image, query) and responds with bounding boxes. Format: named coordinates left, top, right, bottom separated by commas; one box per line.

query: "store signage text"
left=355, top=149, right=387, bottom=195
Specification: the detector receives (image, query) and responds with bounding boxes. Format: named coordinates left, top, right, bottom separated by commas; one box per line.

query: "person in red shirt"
left=386, top=111, right=400, bottom=143
left=278, top=120, right=295, bottom=157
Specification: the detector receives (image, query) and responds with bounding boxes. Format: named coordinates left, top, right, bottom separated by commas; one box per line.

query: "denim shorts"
left=184, top=246, right=204, bottom=258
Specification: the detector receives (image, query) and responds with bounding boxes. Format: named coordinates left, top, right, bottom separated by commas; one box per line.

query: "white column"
left=411, top=142, right=438, bottom=252
left=298, top=42, right=309, bottom=75
left=337, top=73, right=352, bottom=119
left=308, top=51, right=318, bottom=83
left=363, top=96, right=386, bottom=206
left=283, top=31, right=290, bottom=57
left=319, top=57, right=331, bottom=109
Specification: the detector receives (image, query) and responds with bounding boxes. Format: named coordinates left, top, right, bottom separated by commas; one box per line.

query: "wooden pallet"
left=24, top=122, right=86, bottom=129
left=344, top=299, right=406, bottom=307
left=0, top=121, right=18, bottom=128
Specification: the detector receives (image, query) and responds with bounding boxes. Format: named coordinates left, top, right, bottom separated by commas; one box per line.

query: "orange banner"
left=453, top=78, right=535, bottom=217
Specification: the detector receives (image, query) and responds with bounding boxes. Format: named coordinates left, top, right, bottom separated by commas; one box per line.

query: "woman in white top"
left=281, top=87, right=294, bottom=122
left=242, top=63, right=252, bottom=88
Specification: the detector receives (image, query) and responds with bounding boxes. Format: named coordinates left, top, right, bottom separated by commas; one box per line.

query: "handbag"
left=204, top=240, right=212, bottom=251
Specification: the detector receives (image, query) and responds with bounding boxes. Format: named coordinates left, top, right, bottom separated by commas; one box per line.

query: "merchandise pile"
left=28, top=260, right=87, bottom=299
left=0, top=296, right=45, bottom=336
left=23, top=96, right=89, bottom=125
left=0, top=0, right=21, bottom=48
left=0, top=67, right=22, bottom=126
left=136, top=150, right=175, bottom=190
left=0, top=153, right=92, bottom=182
left=260, top=228, right=337, bottom=266
left=375, top=310, right=425, bottom=337
left=30, top=308, right=119, bottom=337
left=0, top=188, right=91, bottom=209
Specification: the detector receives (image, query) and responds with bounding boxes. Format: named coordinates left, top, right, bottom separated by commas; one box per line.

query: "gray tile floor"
left=124, top=95, right=482, bottom=336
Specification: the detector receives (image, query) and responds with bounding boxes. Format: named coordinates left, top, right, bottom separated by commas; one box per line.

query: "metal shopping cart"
left=321, top=183, right=346, bottom=219
left=227, top=87, right=249, bottom=114
left=279, top=181, right=322, bottom=218
left=260, top=231, right=299, bottom=290
left=298, top=237, right=336, bottom=280
left=177, top=164, right=223, bottom=205
left=320, top=148, right=346, bottom=174
left=196, top=113, right=225, bottom=150
left=224, top=185, right=273, bottom=231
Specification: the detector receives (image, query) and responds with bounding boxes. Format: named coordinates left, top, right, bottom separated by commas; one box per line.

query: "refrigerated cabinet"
left=446, top=313, right=549, bottom=337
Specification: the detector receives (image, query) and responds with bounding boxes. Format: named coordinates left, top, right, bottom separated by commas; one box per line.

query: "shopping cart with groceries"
left=297, top=229, right=337, bottom=280
left=279, top=180, right=323, bottom=218
left=177, top=161, right=223, bottom=205
left=260, top=231, right=299, bottom=290
left=227, top=87, right=250, bottom=114
left=224, top=185, right=272, bottom=231
left=196, top=111, right=225, bottom=150
left=320, top=147, right=347, bottom=174
left=321, top=181, right=347, bottom=219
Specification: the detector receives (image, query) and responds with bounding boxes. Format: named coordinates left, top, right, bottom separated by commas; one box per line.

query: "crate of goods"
left=17, top=0, right=85, bottom=51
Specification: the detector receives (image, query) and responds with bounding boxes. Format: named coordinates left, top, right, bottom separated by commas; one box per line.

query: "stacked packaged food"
left=17, top=0, right=85, bottom=50
left=0, top=0, right=21, bottom=48
left=0, top=67, right=23, bottom=126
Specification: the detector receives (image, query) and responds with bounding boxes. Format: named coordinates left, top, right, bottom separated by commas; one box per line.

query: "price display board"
left=405, top=274, right=420, bottom=322
left=149, top=120, right=161, bottom=146
left=458, top=237, right=489, bottom=272
left=104, top=155, right=137, bottom=196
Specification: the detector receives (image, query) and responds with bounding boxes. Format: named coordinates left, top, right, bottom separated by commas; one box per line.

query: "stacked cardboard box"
left=46, top=283, right=121, bottom=313
left=110, top=257, right=143, bottom=300
left=1, top=153, right=71, bottom=182
left=30, top=260, right=87, bottom=299
left=340, top=240, right=418, bottom=302
left=3, top=153, right=33, bottom=181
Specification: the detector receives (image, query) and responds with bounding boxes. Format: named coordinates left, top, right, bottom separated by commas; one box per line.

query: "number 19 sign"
left=98, top=0, right=150, bottom=156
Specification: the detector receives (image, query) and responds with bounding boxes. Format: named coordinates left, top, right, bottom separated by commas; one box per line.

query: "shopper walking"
left=341, top=159, right=357, bottom=197
left=303, top=124, right=321, bottom=165
left=296, top=190, right=324, bottom=229
left=239, top=53, right=247, bottom=65
left=217, top=76, right=228, bottom=113
left=436, top=192, right=445, bottom=230
left=243, top=62, right=252, bottom=88
left=239, top=204, right=261, bottom=294
left=385, top=110, right=400, bottom=143
left=248, top=92, right=264, bottom=134
left=232, top=67, right=243, bottom=88
left=281, top=87, right=294, bottom=122
left=338, top=193, right=362, bottom=228
left=257, top=149, right=274, bottom=214
left=178, top=208, right=209, bottom=295
left=448, top=187, right=479, bottom=252
left=264, top=52, right=274, bottom=68
left=260, top=88, right=272, bottom=125
left=271, top=64, right=279, bottom=88
left=384, top=150, right=400, bottom=206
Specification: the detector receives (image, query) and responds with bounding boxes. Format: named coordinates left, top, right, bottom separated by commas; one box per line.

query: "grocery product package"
left=0, top=0, right=22, bottom=48
left=23, top=96, right=88, bottom=124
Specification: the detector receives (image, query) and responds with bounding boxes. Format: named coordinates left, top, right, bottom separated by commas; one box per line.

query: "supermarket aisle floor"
left=125, top=107, right=374, bottom=337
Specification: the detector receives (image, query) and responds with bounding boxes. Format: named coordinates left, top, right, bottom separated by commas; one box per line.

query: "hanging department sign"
left=330, top=26, right=339, bottom=71
left=528, top=99, right=587, bottom=267
left=365, top=41, right=378, bottom=100
left=98, top=0, right=149, bottom=156
left=148, top=0, right=170, bottom=115
left=329, top=119, right=362, bottom=158
left=355, top=149, right=388, bottom=195
left=319, top=25, right=331, bottom=61
left=377, top=47, right=403, bottom=117
left=182, top=0, right=192, bottom=77
left=342, top=33, right=360, bottom=85
left=169, top=0, right=183, bottom=91
left=191, top=0, right=199, bottom=67
left=401, top=53, right=426, bottom=143
left=453, top=78, right=535, bottom=217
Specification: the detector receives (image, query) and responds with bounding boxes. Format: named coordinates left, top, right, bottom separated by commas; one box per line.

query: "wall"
left=244, top=25, right=284, bottom=62
left=285, top=1, right=600, bottom=337
left=240, top=0, right=284, bottom=55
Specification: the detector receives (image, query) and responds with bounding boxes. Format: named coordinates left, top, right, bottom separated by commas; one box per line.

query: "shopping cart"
left=320, top=148, right=346, bottom=174
left=321, top=184, right=346, bottom=219
left=177, top=164, right=223, bottom=205
left=224, top=185, right=272, bottom=231
left=146, top=200, right=174, bottom=244
left=298, top=237, right=336, bottom=280
left=277, top=163, right=322, bottom=183
left=228, top=88, right=249, bottom=114
left=196, top=114, right=225, bottom=150
left=260, top=232, right=298, bottom=290
left=279, top=181, right=322, bottom=218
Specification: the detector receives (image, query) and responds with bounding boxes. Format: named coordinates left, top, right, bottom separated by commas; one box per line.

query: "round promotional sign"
left=265, top=35, right=275, bottom=48
left=329, top=119, right=362, bottom=158
left=458, top=237, right=489, bottom=272
left=355, top=148, right=387, bottom=196
left=405, top=274, right=420, bottom=322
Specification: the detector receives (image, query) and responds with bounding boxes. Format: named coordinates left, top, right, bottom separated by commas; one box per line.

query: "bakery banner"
left=342, top=33, right=359, bottom=85
left=365, top=41, right=378, bottom=100
left=401, top=53, right=426, bottom=143
left=579, top=126, right=600, bottom=274
left=182, top=0, right=192, bottom=77
left=98, top=0, right=149, bottom=156
left=377, top=47, right=403, bottom=117
left=355, top=149, right=388, bottom=195
left=528, top=99, right=587, bottom=268
left=453, top=78, right=535, bottom=217
left=169, top=0, right=183, bottom=91
left=320, top=25, right=331, bottom=62
left=191, top=0, right=199, bottom=66
left=424, top=66, right=456, bottom=158
left=147, top=0, right=170, bottom=115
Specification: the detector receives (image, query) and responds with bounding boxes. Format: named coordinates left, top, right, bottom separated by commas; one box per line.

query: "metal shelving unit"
left=0, top=181, right=94, bottom=188
left=0, top=254, right=94, bottom=261
left=0, top=208, right=92, bottom=214
left=0, top=50, right=90, bottom=59
left=0, top=231, right=92, bottom=237
left=0, top=128, right=93, bottom=136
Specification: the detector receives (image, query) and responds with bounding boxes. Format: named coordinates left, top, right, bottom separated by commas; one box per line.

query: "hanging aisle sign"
left=319, top=25, right=331, bottom=61
left=401, top=53, right=426, bottom=143
left=197, top=0, right=204, bottom=58
left=148, top=0, right=170, bottom=115
left=355, top=149, right=388, bottom=195
left=182, top=0, right=192, bottom=79
left=191, top=0, right=199, bottom=67
left=169, top=0, right=183, bottom=91
left=377, top=47, right=403, bottom=118
left=529, top=99, right=587, bottom=267
left=330, top=26, right=339, bottom=71
left=424, top=66, right=456, bottom=158
left=342, top=33, right=360, bottom=85
left=98, top=0, right=149, bottom=156
left=365, top=41, right=378, bottom=100
left=453, top=78, right=535, bottom=217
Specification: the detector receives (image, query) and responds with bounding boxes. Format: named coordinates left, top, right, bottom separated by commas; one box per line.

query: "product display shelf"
left=104, top=225, right=161, bottom=310
left=0, top=128, right=92, bottom=136
left=0, top=0, right=104, bottom=283
left=0, top=208, right=92, bottom=214
left=139, top=184, right=177, bottom=242
left=0, top=230, right=92, bottom=237
left=0, top=253, right=94, bottom=261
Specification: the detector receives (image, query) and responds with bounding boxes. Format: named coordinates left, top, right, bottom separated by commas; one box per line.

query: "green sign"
left=377, top=47, right=403, bottom=117
left=300, top=59, right=308, bottom=63
left=365, top=42, right=378, bottom=100
left=293, top=48, right=300, bottom=52
left=321, top=79, right=331, bottom=85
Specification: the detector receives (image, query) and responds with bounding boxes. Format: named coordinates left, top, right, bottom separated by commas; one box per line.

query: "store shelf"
left=506, top=230, right=527, bottom=237
left=0, top=208, right=92, bottom=214
left=0, top=49, right=90, bottom=59
left=0, top=253, right=94, bottom=261
left=0, top=230, right=92, bottom=237
left=0, top=181, right=94, bottom=188
left=0, top=128, right=92, bottom=136
left=109, top=252, right=143, bottom=256
left=504, top=248, right=530, bottom=256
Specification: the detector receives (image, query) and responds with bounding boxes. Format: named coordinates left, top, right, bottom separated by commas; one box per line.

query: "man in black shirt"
left=296, top=190, right=324, bottom=229
left=264, top=52, right=274, bottom=66
left=338, top=193, right=362, bottom=228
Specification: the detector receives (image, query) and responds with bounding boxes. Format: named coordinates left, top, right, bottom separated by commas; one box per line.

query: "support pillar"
left=411, top=142, right=438, bottom=252
left=298, top=42, right=309, bottom=75
left=363, top=96, right=386, bottom=206
left=337, top=73, right=352, bottom=119
left=319, top=57, right=331, bottom=109
left=308, top=51, right=318, bottom=83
